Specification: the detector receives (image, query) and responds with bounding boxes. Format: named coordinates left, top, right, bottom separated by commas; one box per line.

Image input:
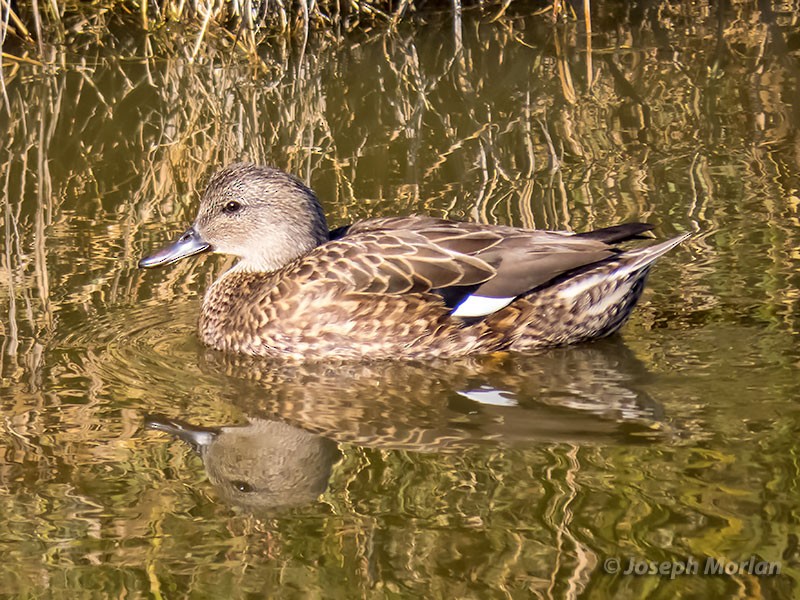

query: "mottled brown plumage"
left=139, top=163, right=689, bottom=360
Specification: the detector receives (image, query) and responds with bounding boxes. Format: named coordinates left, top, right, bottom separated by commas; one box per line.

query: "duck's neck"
left=230, top=225, right=329, bottom=274
left=229, top=257, right=288, bottom=274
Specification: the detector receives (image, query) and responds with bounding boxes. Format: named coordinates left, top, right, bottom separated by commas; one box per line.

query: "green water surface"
left=1, top=2, right=799, bottom=597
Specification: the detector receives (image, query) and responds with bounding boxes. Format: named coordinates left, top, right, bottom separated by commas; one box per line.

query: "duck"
left=139, top=163, right=689, bottom=361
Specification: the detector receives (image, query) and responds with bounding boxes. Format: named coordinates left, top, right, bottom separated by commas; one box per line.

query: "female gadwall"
left=139, top=163, right=689, bottom=360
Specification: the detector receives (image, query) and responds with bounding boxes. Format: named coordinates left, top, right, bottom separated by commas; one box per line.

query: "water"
left=2, top=2, right=799, bottom=597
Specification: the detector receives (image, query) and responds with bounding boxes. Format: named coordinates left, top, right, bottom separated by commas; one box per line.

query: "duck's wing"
left=311, top=227, right=499, bottom=295
left=308, top=217, right=646, bottom=317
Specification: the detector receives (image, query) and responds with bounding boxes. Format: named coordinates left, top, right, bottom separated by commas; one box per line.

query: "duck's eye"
left=223, top=200, right=242, bottom=214
left=231, top=480, right=255, bottom=493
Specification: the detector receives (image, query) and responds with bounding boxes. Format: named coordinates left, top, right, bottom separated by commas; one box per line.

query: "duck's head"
left=139, top=163, right=329, bottom=272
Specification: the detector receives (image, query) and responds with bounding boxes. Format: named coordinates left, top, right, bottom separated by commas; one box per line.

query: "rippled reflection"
left=201, top=340, right=669, bottom=450
left=145, top=340, right=668, bottom=512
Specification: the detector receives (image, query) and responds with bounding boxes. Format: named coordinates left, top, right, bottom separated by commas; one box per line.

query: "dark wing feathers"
left=574, top=222, right=654, bottom=243
left=306, top=217, right=645, bottom=304
left=473, top=246, right=615, bottom=298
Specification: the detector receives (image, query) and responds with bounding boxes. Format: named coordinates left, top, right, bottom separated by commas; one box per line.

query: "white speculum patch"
left=451, top=295, right=515, bottom=317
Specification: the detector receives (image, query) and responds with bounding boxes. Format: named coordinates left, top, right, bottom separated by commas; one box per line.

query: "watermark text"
left=602, top=556, right=780, bottom=579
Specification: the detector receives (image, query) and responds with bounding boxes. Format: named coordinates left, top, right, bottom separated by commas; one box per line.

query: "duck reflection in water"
left=145, top=339, right=670, bottom=513
left=146, top=416, right=339, bottom=511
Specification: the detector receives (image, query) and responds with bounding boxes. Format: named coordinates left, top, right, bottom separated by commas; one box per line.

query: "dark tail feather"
left=576, top=223, right=655, bottom=244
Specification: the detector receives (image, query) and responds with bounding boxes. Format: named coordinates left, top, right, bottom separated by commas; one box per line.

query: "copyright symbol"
left=603, top=558, right=620, bottom=574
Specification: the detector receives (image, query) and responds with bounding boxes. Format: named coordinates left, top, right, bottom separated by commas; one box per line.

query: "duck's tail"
left=503, top=232, right=691, bottom=351
left=552, top=232, right=690, bottom=302
left=613, top=232, right=692, bottom=275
